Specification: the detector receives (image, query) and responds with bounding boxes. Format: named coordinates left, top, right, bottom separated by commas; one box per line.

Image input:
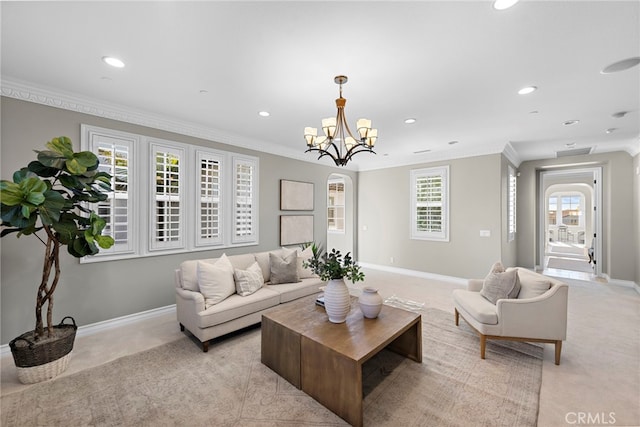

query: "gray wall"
left=517, top=152, right=636, bottom=282
left=0, top=97, right=355, bottom=344
left=358, top=154, right=515, bottom=279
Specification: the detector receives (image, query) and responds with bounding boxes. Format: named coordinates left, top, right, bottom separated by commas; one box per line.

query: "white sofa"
left=175, top=249, right=323, bottom=351
left=453, top=267, right=568, bottom=365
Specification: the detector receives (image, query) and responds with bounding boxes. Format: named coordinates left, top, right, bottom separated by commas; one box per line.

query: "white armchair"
left=453, top=267, right=568, bottom=365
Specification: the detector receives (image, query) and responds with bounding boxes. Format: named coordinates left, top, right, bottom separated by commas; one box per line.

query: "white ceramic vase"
left=359, top=287, right=383, bottom=318
left=323, top=278, right=351, bottom=323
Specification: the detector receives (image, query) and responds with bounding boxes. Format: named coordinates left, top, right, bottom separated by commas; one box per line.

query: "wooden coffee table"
left=261, top=295, right=422, bottom=427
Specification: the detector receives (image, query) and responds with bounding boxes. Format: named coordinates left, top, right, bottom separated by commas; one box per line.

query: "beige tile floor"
left=2, top=268, right=639, bottom=426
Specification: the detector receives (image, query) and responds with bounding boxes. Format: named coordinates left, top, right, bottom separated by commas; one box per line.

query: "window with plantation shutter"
left=508, top=165, right=517, bottom=241
left=196, top=150, right=224, bottom=246
left=410, top=166, right=449, bottom=241
left=151, top=144, right=184, bottom=250
left=82, top=125, right=259, bottom=261
left=84, top=127, right=137, bottom=257
left=232, top=156, right=259, bottom=243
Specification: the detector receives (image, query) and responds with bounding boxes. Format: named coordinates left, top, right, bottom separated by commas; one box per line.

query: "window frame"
left=81, top=125, right=139, bottom=261
left=80, top=125, right=259, bottom=263
left=410, top=165, right=450, bottom=242
left=508, top=165, right=517, bottom=242
left=231, top=155, right=259, bottom=244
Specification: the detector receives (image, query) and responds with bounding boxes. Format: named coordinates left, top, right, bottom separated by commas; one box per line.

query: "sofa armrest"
left=468, top=279, right=484, bottom=292
left=496, top=283, right=568, bottom=340
left=176, top=287, right=206, bottom=331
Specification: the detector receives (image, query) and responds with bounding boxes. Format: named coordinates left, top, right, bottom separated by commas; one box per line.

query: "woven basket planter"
left=9, top=316, right=77, bottom=384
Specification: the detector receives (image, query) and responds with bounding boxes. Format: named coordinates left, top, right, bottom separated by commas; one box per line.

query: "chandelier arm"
left=343, top=145, right=376, bottom=163
left=305, top=147, right=341, bottom=166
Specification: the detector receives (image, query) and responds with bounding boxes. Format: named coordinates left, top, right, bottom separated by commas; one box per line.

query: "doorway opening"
left=326, top=173, right=354, bottom=257
left=539, top=167, right=602, bottom=281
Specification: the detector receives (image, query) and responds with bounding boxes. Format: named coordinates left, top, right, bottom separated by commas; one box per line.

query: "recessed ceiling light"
left=404, top=118, right=417, bottom=124
left=518, top=86, right=537, bottom=95
left=448, top=140, right=459, bottom=145
left=612, top=111, right=628, bottom=118
left=413, top=149, right=431, bottom=154
left=493, top=0, right=519, bottom=10
left=529, top=110, right=539, bottom=114
left=102, top=56, right=125, bottom=68
left=258, top=111, right=270, bottom=117
left=563, top=120, right=580, bottom=126
left=601, top=57, right=640, bottom=74
left=605, top=128, right=617, bottom=134
left=199, top=89, right=208, bottom=94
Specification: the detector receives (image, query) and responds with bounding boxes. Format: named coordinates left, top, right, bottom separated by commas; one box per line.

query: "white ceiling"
left=2, top=1, right=639, bottom=171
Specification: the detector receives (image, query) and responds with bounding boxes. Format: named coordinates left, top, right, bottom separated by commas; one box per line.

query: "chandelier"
left=304, top=75, right=377, bottom=167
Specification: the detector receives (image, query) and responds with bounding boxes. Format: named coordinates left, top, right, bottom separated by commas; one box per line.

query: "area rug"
left=1, top=308, right=543, bottom=426
left=547, top=256, right=594, bottom=273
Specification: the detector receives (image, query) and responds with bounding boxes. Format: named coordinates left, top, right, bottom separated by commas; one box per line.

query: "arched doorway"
left=326, top=173, right=354, bottom=256
left=539, top=167, right=602, bottom=279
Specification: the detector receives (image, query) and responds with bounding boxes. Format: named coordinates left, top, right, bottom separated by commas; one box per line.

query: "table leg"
left=301, top=336, right=363, bottom=427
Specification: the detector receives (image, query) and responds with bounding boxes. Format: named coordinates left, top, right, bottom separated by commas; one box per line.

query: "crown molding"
left=0, top=78, right=344, bottom=167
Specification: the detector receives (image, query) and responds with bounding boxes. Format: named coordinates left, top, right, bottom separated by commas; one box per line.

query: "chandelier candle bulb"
left=304, top=127, right=317, bottom=146
left=322, top=118, right=337, bottom=137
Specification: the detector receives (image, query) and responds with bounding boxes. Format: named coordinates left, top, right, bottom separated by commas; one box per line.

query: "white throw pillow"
left=518, top=278, right=551, bottom=299
left=234, top=262, right=264, bottom=296
left=296, top=245, right=317, bottom=279
left=197, top=254, right=235, bottom=306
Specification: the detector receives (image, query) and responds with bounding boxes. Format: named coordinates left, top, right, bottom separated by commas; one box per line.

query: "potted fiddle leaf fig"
left=0, top=136, right=114, bottom=384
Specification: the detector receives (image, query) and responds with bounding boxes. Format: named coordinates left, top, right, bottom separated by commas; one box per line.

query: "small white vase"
left=323, top=278, right=351, bottom=323
left=359, top=287, right=383, bottom=319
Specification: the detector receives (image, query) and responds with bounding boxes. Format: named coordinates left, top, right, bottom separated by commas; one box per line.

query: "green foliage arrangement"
left=0, top=137, right=114, bottom=339
left=303, top=244, right=365, bottom=283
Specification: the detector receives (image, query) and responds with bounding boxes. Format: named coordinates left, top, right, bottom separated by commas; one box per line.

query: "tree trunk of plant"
left=35, top=226, right=61, bottom=339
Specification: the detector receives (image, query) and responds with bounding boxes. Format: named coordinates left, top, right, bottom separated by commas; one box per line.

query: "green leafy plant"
left=303, top=245, right=365, bottom=283
left=0, top=137, right=114, bottom=339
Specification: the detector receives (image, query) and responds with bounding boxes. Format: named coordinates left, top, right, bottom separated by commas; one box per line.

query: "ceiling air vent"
left=556, top=147, right=592, bottom=157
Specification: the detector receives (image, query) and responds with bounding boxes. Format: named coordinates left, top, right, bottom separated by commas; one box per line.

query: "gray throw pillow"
left=269, top=251, right=300, bottom=285
left=480, top=269, right=519, bottom=304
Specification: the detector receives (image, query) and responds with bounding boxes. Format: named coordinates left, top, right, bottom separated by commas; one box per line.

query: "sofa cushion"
left=453, top=289, right=498, bottom=325
left=226, top=253, right=257, bottom=271
left=197, top=288, right=280, bottom=328
left=197, top=255, right=236, bottom=307
left=254, top=252, right=272, bottom=283
left=516, top=269, right=551, bottom=299
left=480, top=263, right=520, bottom=304
left=234, top=262, right=264, bottom=296
left=269, top=250, right=300, bottom=285
left=180, top=258, right=217, bottom=291
left=265, top=277, right=323, bottom=303
left=296, top=246, right=317, bottom=279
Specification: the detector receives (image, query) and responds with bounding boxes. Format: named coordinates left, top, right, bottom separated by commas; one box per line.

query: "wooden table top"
left=263, top=295, right=421, bottom=363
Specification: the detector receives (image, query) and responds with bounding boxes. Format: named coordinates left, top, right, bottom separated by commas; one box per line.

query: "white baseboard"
left=1, top=305, right=176, bottom=358
left=358, top=262, right=468, bottom=286
left=602, top=275, right=640, bottom=293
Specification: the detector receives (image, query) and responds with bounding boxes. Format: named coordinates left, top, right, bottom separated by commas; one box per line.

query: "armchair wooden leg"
left=554, top=340, right=562, bottom=365
left=179, top=323, right=185, bottom=332
left=480, top=334, right=487, bottom=359
left=202, top=340, right=209, bottom=353
left=454, top=308, right=459, bottom=326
